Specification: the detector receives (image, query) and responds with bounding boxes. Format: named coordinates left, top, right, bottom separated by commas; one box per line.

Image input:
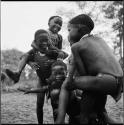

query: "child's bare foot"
left=5, top=69, right=20, bottom=83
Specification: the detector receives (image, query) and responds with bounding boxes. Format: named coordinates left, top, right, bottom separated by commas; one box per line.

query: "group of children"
left=5, top=14, right=123, bottom=124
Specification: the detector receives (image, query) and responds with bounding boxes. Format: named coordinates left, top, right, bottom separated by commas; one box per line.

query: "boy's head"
left=48, top=16, right=63, bottom=34
left=51, top=60, right=67, bottom=83
left=33, top=29, right=49, bottom=51
left=67, top=14, right=94, bottom=45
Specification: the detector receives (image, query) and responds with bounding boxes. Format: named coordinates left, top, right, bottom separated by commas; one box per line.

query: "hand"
left=64, top=78, right=75, bottom=91
left=28, top=62, right=40, bottom=70
left=17, top=88, right=31, bottom=94
left=58, top=51, right=65, bottom=59
left=24, top=90, right=30, bottom=94
left=57, top=58, right=63, bottom=61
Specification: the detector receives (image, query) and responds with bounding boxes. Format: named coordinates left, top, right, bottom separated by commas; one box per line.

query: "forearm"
left=67, top=58, right=76, bottom=81
left=28, top=86, right=48, bottom=93
left=71, top=45, right=86, bottom=75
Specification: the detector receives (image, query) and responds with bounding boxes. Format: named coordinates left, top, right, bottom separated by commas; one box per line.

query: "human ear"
left=48, top=21, right=50, bottom=26
left=78, top=26, right=90, bottom=35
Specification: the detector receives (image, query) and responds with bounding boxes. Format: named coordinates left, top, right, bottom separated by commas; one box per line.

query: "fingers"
left=17, top=88, right=30, bottom=94
left=32, top=64, right=40, bottom=70
left=24, top=92, right=29, bottom=94
left=58, top=52, right=65, bottom=59
left=17, top=88, right=26, bottom=92
left=34, top=64, right=40, bottom=70
left=29, top=62, right=40, bottom=70
left=57, top=58, right=63, bottom=61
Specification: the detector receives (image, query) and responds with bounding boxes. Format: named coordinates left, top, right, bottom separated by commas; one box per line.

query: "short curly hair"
left=48, top=16, right=63, bottom=26
left=34, top=29, right=48, bottom=40
left=69, top=14, right=94, bottom=31
left=51, top=60, right=67, bottom=71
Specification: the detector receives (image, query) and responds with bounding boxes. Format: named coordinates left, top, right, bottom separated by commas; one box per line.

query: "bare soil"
left=1, top=91, right=123, bottom=124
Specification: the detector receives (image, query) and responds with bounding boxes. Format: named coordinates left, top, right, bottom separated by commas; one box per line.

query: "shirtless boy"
left=56, top=14, right=123, bottom=124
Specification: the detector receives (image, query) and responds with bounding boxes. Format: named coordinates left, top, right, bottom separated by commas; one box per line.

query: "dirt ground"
left=1, top=91, right=123, bottom=124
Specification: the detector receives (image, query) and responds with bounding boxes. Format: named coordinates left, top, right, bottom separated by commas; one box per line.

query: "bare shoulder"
left=71, top=39, right=86, bottom=51
left=71, top=43, right=80, bottom=51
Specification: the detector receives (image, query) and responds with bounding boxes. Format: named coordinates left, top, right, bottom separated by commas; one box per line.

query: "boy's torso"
left=75, top=35, right=123, bottom=77
left=28, top=49, right=56, bottom=79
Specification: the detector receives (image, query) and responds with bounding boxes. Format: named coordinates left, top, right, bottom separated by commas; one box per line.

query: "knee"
left=90, top=77, right=101, bottom=90
left=90, top=77, right=107, bottom=92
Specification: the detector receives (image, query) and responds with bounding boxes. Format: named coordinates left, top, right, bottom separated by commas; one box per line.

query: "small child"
left=56, top=14, right=123, bottom=124
left=47, top=15, right=68, bottom=59
left=47, top=16, right=63, bottom=50
left=18, top=60, right=67, bottom=122
left=31, top=15, right=68, bottom=60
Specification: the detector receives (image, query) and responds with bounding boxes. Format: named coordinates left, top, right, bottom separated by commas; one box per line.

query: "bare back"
left=76, top=35, right=123, bottom=77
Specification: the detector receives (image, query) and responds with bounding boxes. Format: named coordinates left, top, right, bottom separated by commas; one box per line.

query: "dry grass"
left=1, top=92, right=54, bottom=124
left=1, top=80, right=123, bottom=124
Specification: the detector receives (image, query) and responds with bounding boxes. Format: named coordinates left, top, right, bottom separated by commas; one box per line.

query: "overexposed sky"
left=1, top=1, right=116, bottom=53
left=1, top=1, right=75, bottom=52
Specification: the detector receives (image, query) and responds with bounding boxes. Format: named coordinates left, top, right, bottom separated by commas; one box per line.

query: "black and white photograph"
left=1, top=1, right=124, bottom=124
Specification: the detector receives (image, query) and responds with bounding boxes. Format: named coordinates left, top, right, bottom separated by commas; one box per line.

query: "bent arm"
left=66, top=56, right=76, bottom=82
left=25, top=86, right=48, bottom=94
left=71, top=44, right=86, bottom=76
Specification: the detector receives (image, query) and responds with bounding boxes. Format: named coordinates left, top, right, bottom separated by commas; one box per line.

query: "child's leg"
left=36, top=92, right=45, bottom=124
left=80, top=91, right=98, bottom=124
left=5, top=54, right=29, bottom=83
left=73, top=74, right=117, bottom=96
left=51, top=102, right=58, bottom=122
left=36, top=81, right=45, bottom=124
left=80, top=92, right=108, bottom=124
left=67, top=91, right=81, bottom=124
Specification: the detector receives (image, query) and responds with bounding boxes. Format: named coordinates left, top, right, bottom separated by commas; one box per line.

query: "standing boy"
left=6, top=29, right=60, bottom=124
